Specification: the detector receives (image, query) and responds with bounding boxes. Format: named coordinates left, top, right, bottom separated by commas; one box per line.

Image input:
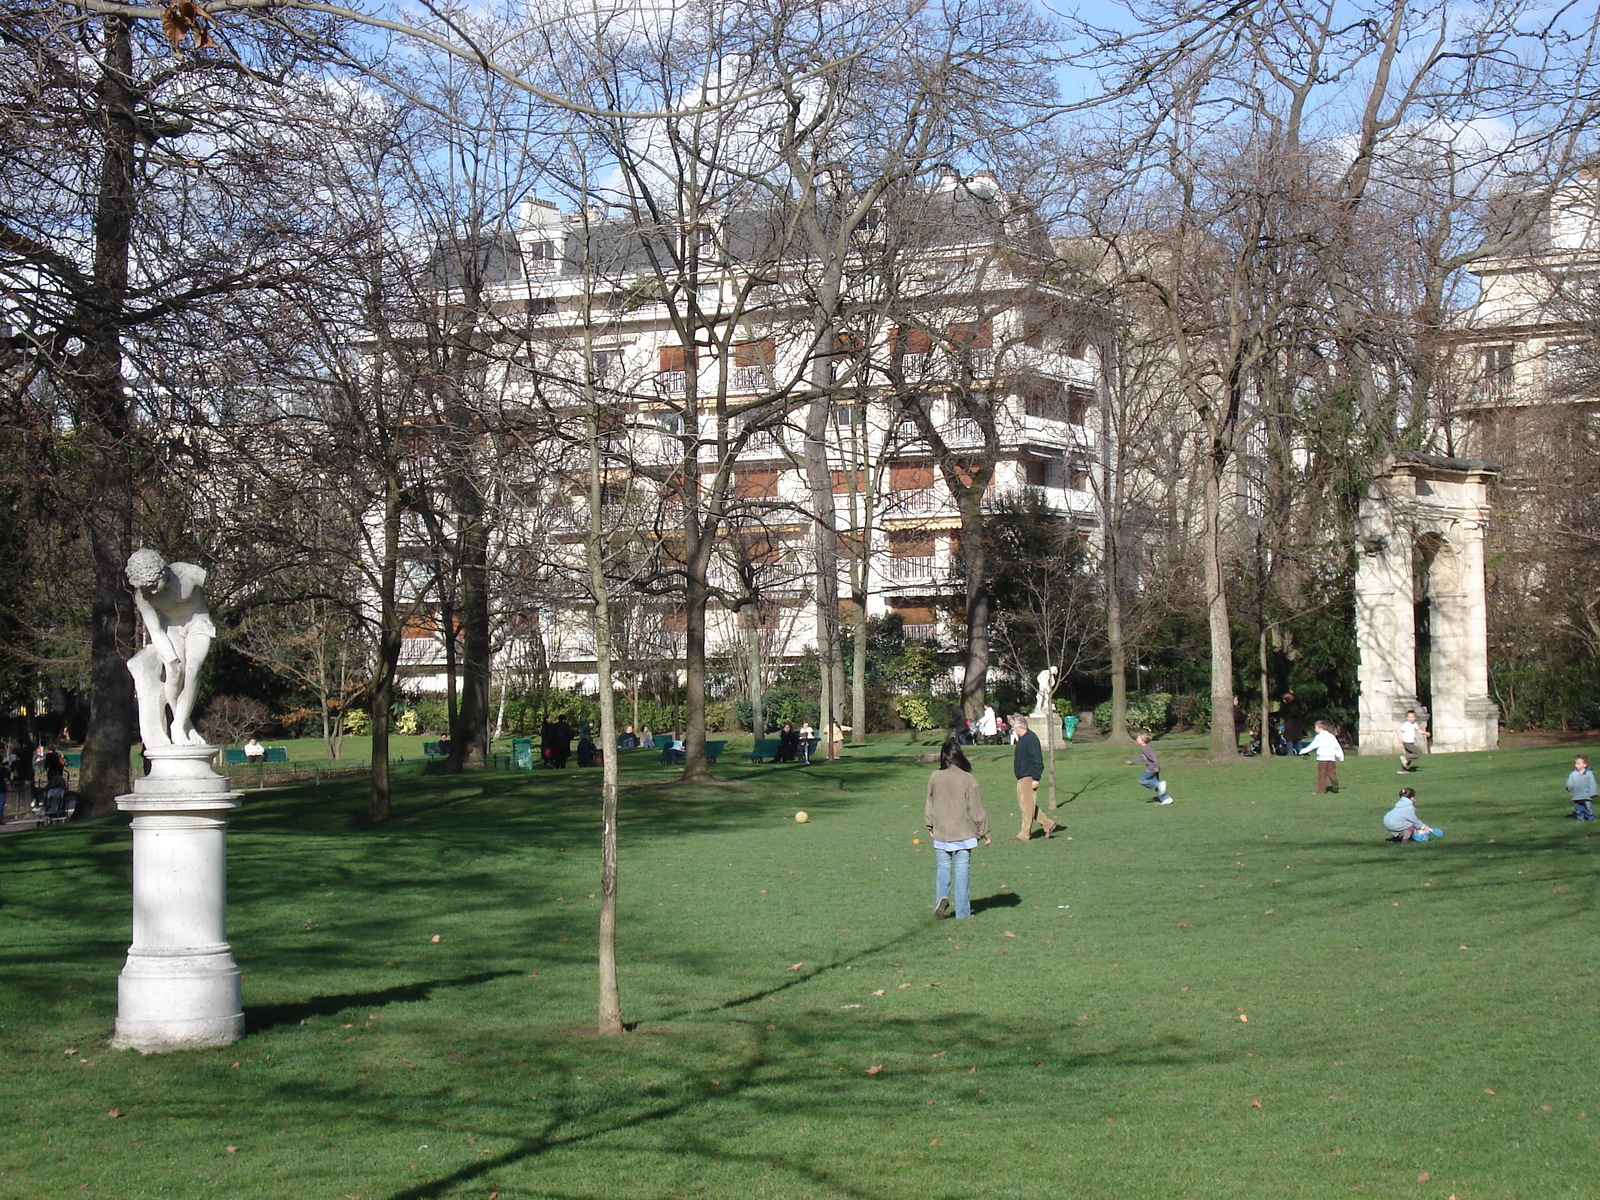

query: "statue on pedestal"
left=125, top=548, right=214, bottom=747
left=1032, top=665, right=1058, bottom=717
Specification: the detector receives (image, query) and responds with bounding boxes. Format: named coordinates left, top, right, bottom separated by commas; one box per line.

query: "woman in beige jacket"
left=925, top=738, right=991, bottom=919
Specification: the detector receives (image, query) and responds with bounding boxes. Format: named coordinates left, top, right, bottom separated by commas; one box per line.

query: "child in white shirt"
left=1299, top=720, right=1345, bottom=794
left=1396, top=710, right=1426, bottom=773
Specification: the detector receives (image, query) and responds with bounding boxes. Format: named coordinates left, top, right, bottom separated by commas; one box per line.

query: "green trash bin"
left=512, top=737, right=534, bottom=770
left=1062, top=715, right=1079, bottom=741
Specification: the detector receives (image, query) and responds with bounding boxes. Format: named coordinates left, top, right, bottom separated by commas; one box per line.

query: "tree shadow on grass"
left=366, top=1014, right=1216, bottom=1200
left=245, top=970, right=517, bottom=1033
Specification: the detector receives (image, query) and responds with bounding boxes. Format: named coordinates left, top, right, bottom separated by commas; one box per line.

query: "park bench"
left=658, top=739, right=725, bottom=764
left=745, top=737, right=782, bottom=762
left=423, top=742, right=447, bottom=759
left=651, top=734, right=672, bottom=752
left=64, top=752, right=81, bottom=770
left=225, top=746, right=290, bottom=765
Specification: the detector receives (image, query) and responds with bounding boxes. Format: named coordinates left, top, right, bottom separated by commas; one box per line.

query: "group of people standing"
left=0, top=743, right=70, bottom=823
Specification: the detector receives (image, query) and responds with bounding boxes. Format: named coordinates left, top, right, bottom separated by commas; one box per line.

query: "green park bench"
left=225, top=747, right=290, bottom=766
left=423, top=742, right=448, bottom=759
left=745, top=738, right=782, bottom=762
left=651, top=734, right=672, bottom=752
left=658, top=739, right=725, bottom=764
left=63, top=752, right=81, bottom=770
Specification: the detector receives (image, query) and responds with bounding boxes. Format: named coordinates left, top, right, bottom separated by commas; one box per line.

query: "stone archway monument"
left=1356, top=452, right=1499, bottom=755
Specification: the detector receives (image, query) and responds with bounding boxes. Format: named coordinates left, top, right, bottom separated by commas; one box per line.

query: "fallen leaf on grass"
left=225, top=1146, right=237, bottom=1154
left=430, top=935, right=442, bottom=943
left=865, top=1065, right=883, bottom=1075
left=1484, top=1089, right=1496, bottom=1095
left=1417, top=1172, right=1430, bottom=1183
left=1239, top=1014, right=1249, bottom=1023
left=63, top=1048, right=77, bottom=1056
left=899, top=983, right=912, bottom=989
left=871, top=990, right=885, bottom=996
left=1250, top=1099, right=1262, bottom=1108
left=1002, top=931, right=1016, bottom=938
left=107, top=1108, right=122, bottom=1118
left=788, top=962, right=804, bottom=971
left=929, top=1138, right=939, bottom=1146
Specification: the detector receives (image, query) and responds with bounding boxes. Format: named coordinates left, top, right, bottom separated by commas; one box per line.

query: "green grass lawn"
left=2, top=734, right=1597, bottom=1198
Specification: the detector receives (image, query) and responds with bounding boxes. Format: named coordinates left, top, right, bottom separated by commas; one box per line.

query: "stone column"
left=1355, top=493, right=1418, bottom=755
left=112, top=745, right=244, bottom=1053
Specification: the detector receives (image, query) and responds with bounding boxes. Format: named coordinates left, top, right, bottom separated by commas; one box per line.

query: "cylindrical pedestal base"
left=112, top=745, right=243, bottom=1054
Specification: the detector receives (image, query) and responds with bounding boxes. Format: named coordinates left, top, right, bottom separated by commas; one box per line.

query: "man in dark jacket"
left=1011, top=714, right=1057, bottom=840
left=550, top=716, right=575, bottom=769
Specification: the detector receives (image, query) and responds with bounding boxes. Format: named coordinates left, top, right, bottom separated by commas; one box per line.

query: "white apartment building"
left=397, top=170, right=1113, bottom=693
left=1448, top=168, right=1600, bottom=452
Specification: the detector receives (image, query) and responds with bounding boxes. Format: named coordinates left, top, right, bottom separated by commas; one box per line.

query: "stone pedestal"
left=111, top=745, right=243, bottom=1053
left=1030, top=714, right=1066, bottom=750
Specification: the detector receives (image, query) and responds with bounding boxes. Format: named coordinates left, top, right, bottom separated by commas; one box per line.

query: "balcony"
left=885, top=555, right=937, bottom=582
left=731, top=364, right=769, bottom=393
left=888, top=488, right=942, bottom=515
left=655, top=370, right=688, bottom=395
left=903, top=624, right=939, bottom=641
left=896, top=348, right=995, bottom=380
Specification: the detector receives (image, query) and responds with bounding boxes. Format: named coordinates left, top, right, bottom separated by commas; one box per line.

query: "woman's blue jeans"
left=934, top=847, right=972, bottom=918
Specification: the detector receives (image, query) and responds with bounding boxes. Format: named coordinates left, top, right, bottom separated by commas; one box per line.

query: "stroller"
left=35, top=773, right=72, bottom=826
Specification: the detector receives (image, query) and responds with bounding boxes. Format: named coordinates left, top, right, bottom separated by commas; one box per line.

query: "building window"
left=832, top=403, right=865, bottom=430
left=1478, top=345, right=1514, bottom=398
left=1023, top=382, right=1066, bottom=422
left=1065, top=385, right=1093, bottom=425
left=734, top=469, right=781, bottom=499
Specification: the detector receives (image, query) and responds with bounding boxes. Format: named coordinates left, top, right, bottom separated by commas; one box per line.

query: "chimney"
left=520, top=195, right=562, bottom=230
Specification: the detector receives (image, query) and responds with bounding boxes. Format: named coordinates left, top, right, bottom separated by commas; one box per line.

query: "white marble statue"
left=126, top=549, right=215, bottom=747
left=1033, top=665, right=1058, bottom=716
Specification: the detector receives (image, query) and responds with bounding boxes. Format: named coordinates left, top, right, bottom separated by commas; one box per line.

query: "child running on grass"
left=1125, top=733, right=1173, bottom=804
left=1383, top=787, right=1438, bottom=842
left=1300, top=720, right=1345, bottom=793
left=1565, top=754, right=1597, bottom=821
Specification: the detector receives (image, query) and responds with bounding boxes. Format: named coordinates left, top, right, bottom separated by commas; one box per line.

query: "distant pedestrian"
left=550, top=716, right=574, bottom=769
left=1278, top=692, right=1306, bottom=754
left=1565, top=754, right=1597, bottom=820
left=925, top=738, right=990, bottom=919
left=1396, top=710, right=1427, bottom=773
left=1125, top=732, right=1173, bottom=803
left=777, top=722, right=799, bottom=763
left=1010, top=715, right=1057, bottom=840
left=1300, top=720, right=1345, bottom=793
left=977, top=704, right=998, bottom=744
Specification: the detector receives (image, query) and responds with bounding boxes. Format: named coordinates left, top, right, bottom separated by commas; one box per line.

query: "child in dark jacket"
left=1125, top=733, right=1173, bottom=804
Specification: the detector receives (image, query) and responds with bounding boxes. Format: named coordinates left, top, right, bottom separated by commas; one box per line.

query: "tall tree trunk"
left=1202, top=453, right=1237, bottom=760
left=585, top=392, right=625, bottom=1035
left=956, top=493, right=990, bottom=718
left=680, top=567, right=713, bottom=784
left=453, top=493, right=492, bottom=768
left=1106, top=568, right=1131, bottom=743
left=76, top=14, right=139, bottom=815
left=369, top=474, right=403, bottom=822
left=440, top=590, right=458, bottom=740
left=804, top=395, right=842, bottom=759
left=742, top=603, right=765, bottom=737
left=850, top=591, right=869, bottom=746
